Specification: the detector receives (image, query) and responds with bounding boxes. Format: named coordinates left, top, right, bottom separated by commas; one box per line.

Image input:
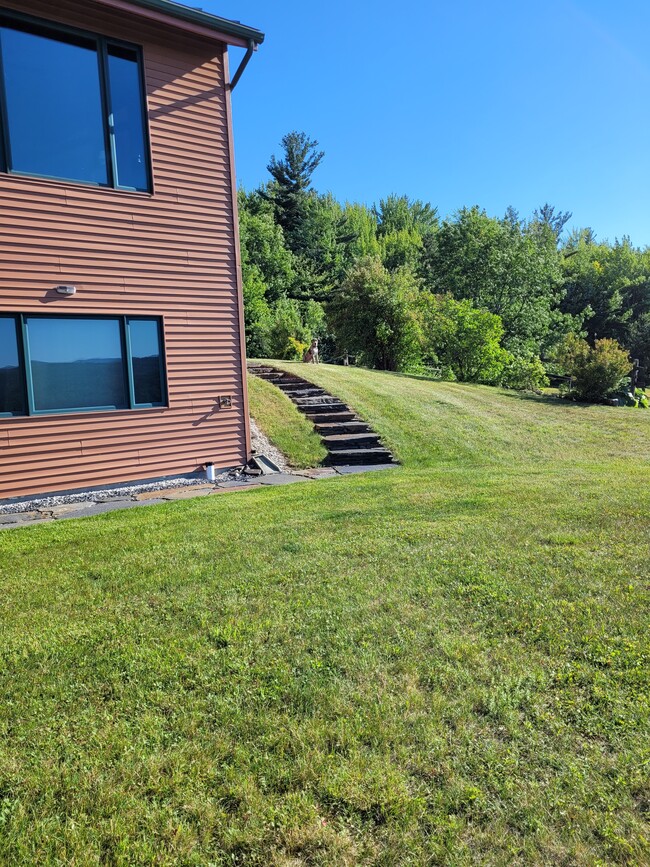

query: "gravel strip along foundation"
left=1, top=416, right=397, bottom=529
left=0, top=472, right=244, bottom=516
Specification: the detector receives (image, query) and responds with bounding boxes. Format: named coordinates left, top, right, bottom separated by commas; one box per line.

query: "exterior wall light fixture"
left=55, top=285, right=77, bottom=296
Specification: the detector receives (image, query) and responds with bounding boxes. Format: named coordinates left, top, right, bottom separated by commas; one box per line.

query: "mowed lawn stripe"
left=0, top=367, right=648, bottom=865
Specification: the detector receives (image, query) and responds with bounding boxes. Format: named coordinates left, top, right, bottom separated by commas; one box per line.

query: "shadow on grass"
left=497, top=390, right=606, bottom=409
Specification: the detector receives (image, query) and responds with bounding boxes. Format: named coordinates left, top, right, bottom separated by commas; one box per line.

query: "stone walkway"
left=0, top=464, right=397, bottom=530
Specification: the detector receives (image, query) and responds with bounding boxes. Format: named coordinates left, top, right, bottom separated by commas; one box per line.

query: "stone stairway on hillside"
left=248, top=365, right=398, bottom=468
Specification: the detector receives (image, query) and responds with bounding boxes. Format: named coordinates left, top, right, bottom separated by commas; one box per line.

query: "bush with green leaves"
left=419, top=294, right=510, bottom=383
left=501, top=354, right=550, bottom=391
left=614, top=387, right=649, bottom=409
left=242, top=265, right=272, bottom=357
left=284, top=336, right=308, bottom=361
left=245, top=295, right=327, bottom=360
left=262, top=297, right=310, bottom=359
left=327, top=257, right=423, bottom=371
left=556, top=334, right=631, bottom=402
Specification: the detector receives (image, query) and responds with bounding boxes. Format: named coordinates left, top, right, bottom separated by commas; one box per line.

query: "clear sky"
left=203, top=0, right=650, bottom=246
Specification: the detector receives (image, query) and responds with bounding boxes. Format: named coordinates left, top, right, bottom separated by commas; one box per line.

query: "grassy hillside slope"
left=255, top=359, right=648, bottom=472
left=0, top=367, right=648, bottom=865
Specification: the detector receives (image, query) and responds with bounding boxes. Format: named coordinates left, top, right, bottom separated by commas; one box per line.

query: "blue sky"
left=204, top=0, right=650, bottom=246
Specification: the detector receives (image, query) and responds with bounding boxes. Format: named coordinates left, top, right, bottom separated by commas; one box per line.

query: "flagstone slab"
left=333, top=464, right=399, bottom=475
left=159, top=485, right=215, bottom=500
left=257, top=473, right=311, bottom=486
left=0, top=510, right=42, bottom=525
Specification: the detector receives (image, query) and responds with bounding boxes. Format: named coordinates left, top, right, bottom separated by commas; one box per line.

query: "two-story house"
left=0, top=0, right=263, bottom=501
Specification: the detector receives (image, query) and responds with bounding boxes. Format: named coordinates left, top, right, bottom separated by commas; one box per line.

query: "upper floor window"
left=0, top=13, right=151, bottom=192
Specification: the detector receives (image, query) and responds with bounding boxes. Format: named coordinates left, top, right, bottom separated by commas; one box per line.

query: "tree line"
left=239, top=131, right=649, bottom=394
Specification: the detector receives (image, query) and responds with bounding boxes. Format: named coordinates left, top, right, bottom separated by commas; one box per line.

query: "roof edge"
left=126, top=0, right=264, bottom=45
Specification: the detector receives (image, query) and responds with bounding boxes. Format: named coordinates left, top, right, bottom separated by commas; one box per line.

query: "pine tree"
left=264, top=131, right=324, bottom=251
left=533, top=203, right=572, bottom=242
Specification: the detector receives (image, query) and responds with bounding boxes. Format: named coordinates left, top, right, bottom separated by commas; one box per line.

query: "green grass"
left=247, top=372, right=327, bottom=468
left=0, top=367, right=648, bottom=865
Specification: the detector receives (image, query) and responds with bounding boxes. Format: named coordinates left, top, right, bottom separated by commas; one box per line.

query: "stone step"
left=289, top=393, right=330, bottom=403
left=259, top=374, right=304, bottom=384
left=305, top=411, right=357, bottom=424
left=299, top=405, right=350, bottom=416
left=324, top=448, right=395, bottom=466
left=249, top=368, right=300, bottom=379
left=322, top=433, right=381, bottom=450
left=314, top=421, right=372, bottom=435
left=248, top=364, right=399, bottom=470
left=280, top=386, right=327, bottom=397
left=294, top=397, right=348, bottom=409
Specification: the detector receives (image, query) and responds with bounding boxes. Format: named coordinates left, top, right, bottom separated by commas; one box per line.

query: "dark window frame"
left=0, top=9, right=153, bottom=193
left=0, top=313, right=167, bottom=417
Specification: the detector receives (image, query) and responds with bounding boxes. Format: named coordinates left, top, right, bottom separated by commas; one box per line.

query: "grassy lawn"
left=247, top=372, right=327, bottom=468
left=0, top=366, right=648, bottom=865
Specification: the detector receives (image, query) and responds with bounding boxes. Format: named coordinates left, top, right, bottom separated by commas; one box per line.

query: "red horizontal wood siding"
left=0, top=0, right=251, bottom=500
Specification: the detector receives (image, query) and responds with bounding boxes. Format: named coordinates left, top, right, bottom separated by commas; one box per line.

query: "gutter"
left=126, top=0, right=264, bottom=46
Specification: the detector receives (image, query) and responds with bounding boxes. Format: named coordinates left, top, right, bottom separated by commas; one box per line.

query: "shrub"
left=419, top=294, right=509, bottom=383
left=285, top=336, right=308, bottom=360
left=327, top=258, right=423, bottom=371
left=555, top=335, right=630, bottom=402
left=260, top=297, right=326, bottom=360
left=242, top=266, right=272, bottom=357
left=501, top=355, right=549, bottom=391
left=614, top=387, right=649, bottom=409
left=264, top=297, right=308, bottom=358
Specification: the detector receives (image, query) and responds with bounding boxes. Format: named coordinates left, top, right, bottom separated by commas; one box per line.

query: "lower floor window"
left=0, top=314, right=166, bottom=416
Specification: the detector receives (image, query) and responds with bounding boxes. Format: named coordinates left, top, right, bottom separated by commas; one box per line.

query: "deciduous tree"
left=328, top=258, right=422, bottom=371
left=426, top=207, right=564, bottom=352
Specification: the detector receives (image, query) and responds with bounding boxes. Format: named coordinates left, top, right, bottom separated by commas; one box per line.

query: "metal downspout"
left=229, top=39, right=256, bottom=90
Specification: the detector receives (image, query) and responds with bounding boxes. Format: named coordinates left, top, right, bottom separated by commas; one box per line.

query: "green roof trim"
left=128, top=0, right=264, bottom=44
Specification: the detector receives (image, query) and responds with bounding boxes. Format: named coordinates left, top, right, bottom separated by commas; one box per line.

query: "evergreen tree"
left=373, top=194, right=438, bottom=237
left=340, top=203, right=381, bottom=266
left=533, top=203, right=572, bottom=242
left=373, top=195, right=437, bottom=273
left=264, top=131, right=324, bottom=252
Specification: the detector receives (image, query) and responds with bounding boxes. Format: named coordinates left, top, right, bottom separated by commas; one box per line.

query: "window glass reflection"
left=128, top=318, right=164, bottom=405
left=26, top=317, right=127, bottom=411
left=108, top=46, right=149, bottom=191
left=0, top=316, right=24, bottom=415
left=0, top=26, right=109, bottom=184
